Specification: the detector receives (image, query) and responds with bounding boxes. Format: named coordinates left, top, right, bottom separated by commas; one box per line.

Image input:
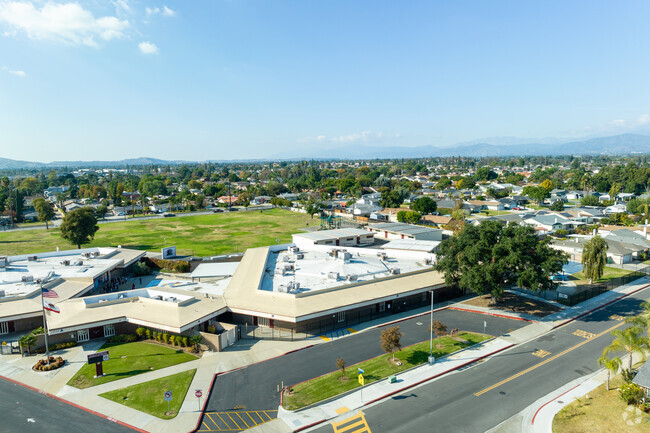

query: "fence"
left=556, top=265, right=650, bottom=307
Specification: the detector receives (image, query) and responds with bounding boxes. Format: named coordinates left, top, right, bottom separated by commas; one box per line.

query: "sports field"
left=0, top=208, right=314, bottom=257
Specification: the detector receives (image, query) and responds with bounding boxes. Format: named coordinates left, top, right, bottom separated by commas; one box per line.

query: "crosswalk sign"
left=358, top=374, right=364, bottom=386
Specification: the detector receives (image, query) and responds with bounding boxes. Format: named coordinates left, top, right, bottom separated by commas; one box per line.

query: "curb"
left=551, top=282, right=650, bottom=329
left=287, top=342, right=514, bottom=432
left=0, top=374, right=148, bottom=433
left=530, top=383, right=581, bottom=425
left=447, top=307, right=535, bottom=322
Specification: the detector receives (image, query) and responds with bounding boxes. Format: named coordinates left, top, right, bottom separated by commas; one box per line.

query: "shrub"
left=619, top=383, right=644, bottom=405
left=145, top=329, right=152, bottom=340
left=35, top=341, right=77, bottom=354
left=622, top=368, right=637, bottom=384
left=107, top=334, right=137, bottom=343
left=136, top=327, right=147, bottom=339
left=33, top=356, right=65, bottom=371
left=152, top=331, right=159, bottom=341
left=169, top=335, right=176, bottom=346
left=163, top=333, right=170, bottom=344
left=143, top=257, right=190, bottom=274
left=133, top=261, right=151, bottom=277
left=182, top=337, right=189, bottom=347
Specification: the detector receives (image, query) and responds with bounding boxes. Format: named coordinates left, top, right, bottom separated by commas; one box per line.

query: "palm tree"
left=582, top=235, right=608, bottom=284
left=603, top=326, right=650, bottom=373
left=597, top=353, right=622, bottom=391
left=18, top=334, right=36, bottom=356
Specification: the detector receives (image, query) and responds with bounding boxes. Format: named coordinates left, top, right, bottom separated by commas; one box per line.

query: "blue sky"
left=1, top=0, right=649, bottom=162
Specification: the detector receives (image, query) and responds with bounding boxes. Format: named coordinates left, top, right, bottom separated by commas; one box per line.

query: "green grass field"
left=67, top=341, right=197, bottom=389
left=0, top=208, right=313, bottom=256
left=570, top=266, right=634, bottom=285
left=283, top=332, right=489, bottom=410
left=100, top=369, right=196, bottom=419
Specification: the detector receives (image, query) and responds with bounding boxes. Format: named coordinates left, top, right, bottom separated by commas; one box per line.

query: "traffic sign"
left=164, top=390, right=173, bottom=401
left=195, top=390, right=203, bottom=398
left=358, top=374, right=365, bottom=386
left=357, top=368, right=364, bottom=374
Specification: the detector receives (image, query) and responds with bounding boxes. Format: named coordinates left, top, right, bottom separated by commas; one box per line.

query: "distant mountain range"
left=1, top=133, right=650, bottom=170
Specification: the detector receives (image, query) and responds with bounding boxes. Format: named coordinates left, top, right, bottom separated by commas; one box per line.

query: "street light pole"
left=429, top=290, right=434, bottom=364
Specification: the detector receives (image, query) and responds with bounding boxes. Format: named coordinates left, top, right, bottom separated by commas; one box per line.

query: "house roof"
left=634, top=360, right=650, bottom=389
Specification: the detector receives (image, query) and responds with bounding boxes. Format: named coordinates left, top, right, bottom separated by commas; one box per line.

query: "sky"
left=1, top=0, right=650, bottom=162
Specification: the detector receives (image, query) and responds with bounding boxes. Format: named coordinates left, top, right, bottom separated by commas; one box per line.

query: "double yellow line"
left=474, top=321, right=625, bottom=396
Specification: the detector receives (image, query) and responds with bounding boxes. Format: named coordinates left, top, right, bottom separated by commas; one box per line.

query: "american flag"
left=41, top=287, right=58, bottom=299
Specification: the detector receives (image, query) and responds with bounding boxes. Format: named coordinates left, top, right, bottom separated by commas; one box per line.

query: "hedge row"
left=35, top=341, right=77, bottom=354
left=143, top=257, right=190, bottom=273
left=33, top=356, right=65, bottom=371
left=107, top=334, right=138, bottom=343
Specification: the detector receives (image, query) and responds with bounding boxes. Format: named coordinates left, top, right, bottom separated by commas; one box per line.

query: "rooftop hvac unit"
left=329, top=249, right=338, bottom=257
left=0, top=257, right=7, bottom=268
left=74, top=260, right=84, bottom=266
left=328, top=272, right=339, bottom=280
left=338, top=251, right=352, bottom=261
left=21, top=275, right=34, bottom=283
left=346, top=274, right=358, bottom=282
left=424, top=258, right=432, bottom=265
left=81, top=252, right=91, bottom=258
left=168, top=297, right=177, bottom=303
left=154, top=295, right=163, bottom=300
left=295, top=253, right=304, bottom=260
left=282, top=255, right=290, bottom=262
left=91, top=251, right=100, bottom=258
left=0, top=290, right=5, bottom=297
left=61, top=260, right=70, bottom=266
left=35, top=279, right=42, bottom=284
left=27, top=256, right=37, bottom=262
left=284, top=264, right=295, bottom=271
left=275, top=268, right=286, bottom=276
left=289, top=246, right=300, bottom=253
left=389, top=268, right=401, bottom=275
left=277, top=285, right=289, bottom=293
left=289, top=281, right=301, bottom=290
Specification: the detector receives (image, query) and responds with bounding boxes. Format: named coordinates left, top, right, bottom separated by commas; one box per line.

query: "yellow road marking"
left=336, top=406, right=350, bottom=415
left=245, top=412, right=258, bottom=426
left=202, top=422, right=212, bottom=431
left=532, top=349, right=551, bottom=358
left=347, top=328, right=357, bottom=334
left=475, top=321, right=625, bottom=397
left=332, top=411, right=372, bottom=433
left=226, top=413, right=240, bottom=430
left=236, top=412, right=249, bottom=429
left=610, top=314, right=625, bottom=321
left=319, top=335, right=331, bottom=341
left=573, top=329, right=596, bottom=339
left=207, top=414, right=221, bottom=430
left=216, top=413, right=231, bottom=429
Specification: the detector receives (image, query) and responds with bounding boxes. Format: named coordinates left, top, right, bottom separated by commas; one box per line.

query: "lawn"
left=0, top=208, right=313, bottom=256
left=67, top=341, right=197, bottom=389
left=283, top=332, right=489, bottom=410
left=570, top=266, right=634, bottom=285
left=100, top=369, right=196, bottom=419
left=553, top=375, right=650, bottom=433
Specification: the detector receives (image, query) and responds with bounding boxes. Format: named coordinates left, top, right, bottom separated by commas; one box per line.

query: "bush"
left=143, top=257, right=190, bottom=273
left=163, top=333, right=170, bottom=344
left=33, top=356, right=65, bottom=371
left=152, top=331, right=159, bottom=341
left=182, top=337, right=188, bottom=347
left=619, top=383, right=644, bottom=405
left=133, top=261, right=151, bottom=277
left=169, top=335, right=176, bottom=346
left=136, top=327, right=147, bottom=339
left=107, top=334, right=137, bottom=343
left=145, top=329, right=152, bottom=340
left=35, top=341, right=77, bottom=354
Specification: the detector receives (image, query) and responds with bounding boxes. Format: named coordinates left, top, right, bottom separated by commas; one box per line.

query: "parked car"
left=163, top=213, right=176, bottom=217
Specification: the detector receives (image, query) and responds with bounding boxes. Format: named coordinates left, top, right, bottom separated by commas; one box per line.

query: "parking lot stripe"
left=216, top=413, right=231, bottom=429
left=245, top=412, right=259, bottom=426
left=227, top=413, right=241, bottom=430
left=236, top=412, right=250, bottom=429
left=206, top=414, right=220, bottom=430
left=202, top=421, right=213, bottom=431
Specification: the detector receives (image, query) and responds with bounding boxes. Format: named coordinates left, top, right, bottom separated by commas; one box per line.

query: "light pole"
left=429, top=289, right=435, bottom=364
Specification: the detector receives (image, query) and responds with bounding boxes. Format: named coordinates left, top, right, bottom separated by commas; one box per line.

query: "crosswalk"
left=199, top=410, right=277, bottom=432
left=331, top=411, right=372, bottom=433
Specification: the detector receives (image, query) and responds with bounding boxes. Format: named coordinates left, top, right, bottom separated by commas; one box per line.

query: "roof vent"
left=346, top=274, right=358, bottom=281
left=389, top=268, right=401, bottom=275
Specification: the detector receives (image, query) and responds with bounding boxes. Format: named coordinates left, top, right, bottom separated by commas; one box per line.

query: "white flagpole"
left=40, top=283, right=51, bottom=365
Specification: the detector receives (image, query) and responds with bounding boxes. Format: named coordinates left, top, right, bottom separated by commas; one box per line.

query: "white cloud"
left=145, top=6, right=159, bottom=16
left=0, top=1, right=129, bottom=47
left=299, top=131, right=400, bottom=144
left=637, top=114, right=650, bottom=125
left=162, top=6, right=174, bottom=17
left=2, top=66, right=25, bottom=76
left=146, top=5, right=174, bottom=17
left=138, top=41, right=158, bottom=54
left=112, top=0, right=132, bottom=15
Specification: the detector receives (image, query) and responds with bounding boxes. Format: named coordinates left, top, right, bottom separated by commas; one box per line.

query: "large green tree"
left=59, top=207, right=99, bottom=249
left=32, top=197, right=54, bottom=230
left=581, top=235, right=608, bottom=284
left=411, top=197, right=437, bottom=214
left=397, top=210, right=422, bottom=224
left=434, top=220, right=567, bottom=301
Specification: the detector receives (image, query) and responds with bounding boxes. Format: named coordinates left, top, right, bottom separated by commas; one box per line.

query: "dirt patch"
left=462, top=292, right=562, bottom=317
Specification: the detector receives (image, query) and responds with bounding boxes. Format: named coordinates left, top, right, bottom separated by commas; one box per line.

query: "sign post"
left=87, top=350, right=109, bottom=378
left=195, top=389, right=203, bottom=411
left=358, top=368, right=365, bottom=402
left=164, top=390, right=173, bottom=413
left=483, top=320, right=487, bottom=337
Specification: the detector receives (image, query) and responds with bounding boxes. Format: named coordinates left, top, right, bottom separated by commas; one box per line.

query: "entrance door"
left=77, top=329, right=90, bottom=342
left=89, top=326, right=104, bottom=339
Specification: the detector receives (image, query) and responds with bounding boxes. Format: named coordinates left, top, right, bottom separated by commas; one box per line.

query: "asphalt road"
left=0, top=377, right=137, bottom=433
left=200, top=309, right=528, bottom=428
left=308, top=285, right=650, bottom=433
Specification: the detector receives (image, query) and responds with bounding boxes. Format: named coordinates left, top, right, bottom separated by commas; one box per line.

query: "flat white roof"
left=367, top=222, right=442, bottom=236
left=293, top=228, right=374, bottom=242
left=190, top=262, right=240, bottom=279
left=381, top=239, right=441, bottom=252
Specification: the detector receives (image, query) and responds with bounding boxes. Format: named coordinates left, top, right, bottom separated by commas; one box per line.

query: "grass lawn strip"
left=570, top=266, right=634, bottom=286
left=100, top=369, right=196, bottom=420
left=0, top=208, right=313, bottom=256
left=283, top=332, right=489, bottom=410
left=553, top=375, right=650, bottom=433
left=67, top=341, right=197, bottom=389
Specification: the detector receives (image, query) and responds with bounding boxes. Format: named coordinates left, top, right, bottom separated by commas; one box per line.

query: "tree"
left=380, top=326, right=402, bottom=361
left=597, top=353, right=621, bottom=391
left=18, top=333, right=36, bottom=356
left=582, top=235, right=608, bottom=284
left=539, top=179, right=554, bottom=192
left=603, top=326, right=649, bottom=373
left=430, top=320, right=447, bottom=349
left=549, top=200, right=564, bottom=211
left=397, top=210, right=422, bottom=224
left=305, top=201, right=323, bottom=219
left=95, top=205, right=108, bottom=220
left=380, top=190, right=404, bottom=208
left=450, top=209, right=468, bottom=221
left=32, top=197, right=54, bottom=230
left=59, top=207, right=99, bottom=249
left=411, top=197, right=437, bottom=214
left=434, top=221, right=567, bottom=301
left=336, top=358, right=346, bottom=377
left=523, top=186, right=550, bottom=205
left=580, top=195, right=601, bottom=207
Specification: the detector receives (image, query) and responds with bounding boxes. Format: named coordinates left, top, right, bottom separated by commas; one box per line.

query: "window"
left=0, top=321, right=8, bottom=335
left=378, top=302, right=386, bottom=313
left=337, top=311, right=345, bottom=323
left=103, top=325, right=115, bottom=338
left=422, top=292, right=427, bottom=302
left=77, top=329, right=90, bottom=342
left=258, top=317, right=270, bottom=327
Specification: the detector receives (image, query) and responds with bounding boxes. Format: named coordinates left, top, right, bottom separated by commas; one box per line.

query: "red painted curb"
left=376, top=306, right=451, bottom=328
left=0, top=374, right=148, bottom=433
left=293, top=418, right=328, bottom=432
left=530, top=383, right=581, bottom=425
left=192, top=372, right=219, bottom=433
left=447, top=307, right=535, bottom=322
left=552, top=282, right=650, bottom=330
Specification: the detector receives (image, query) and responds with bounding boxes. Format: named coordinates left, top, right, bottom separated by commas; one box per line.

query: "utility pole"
left=429, top=290, right=434, bottom=364
left=40, top=283, right=51, bottom=365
